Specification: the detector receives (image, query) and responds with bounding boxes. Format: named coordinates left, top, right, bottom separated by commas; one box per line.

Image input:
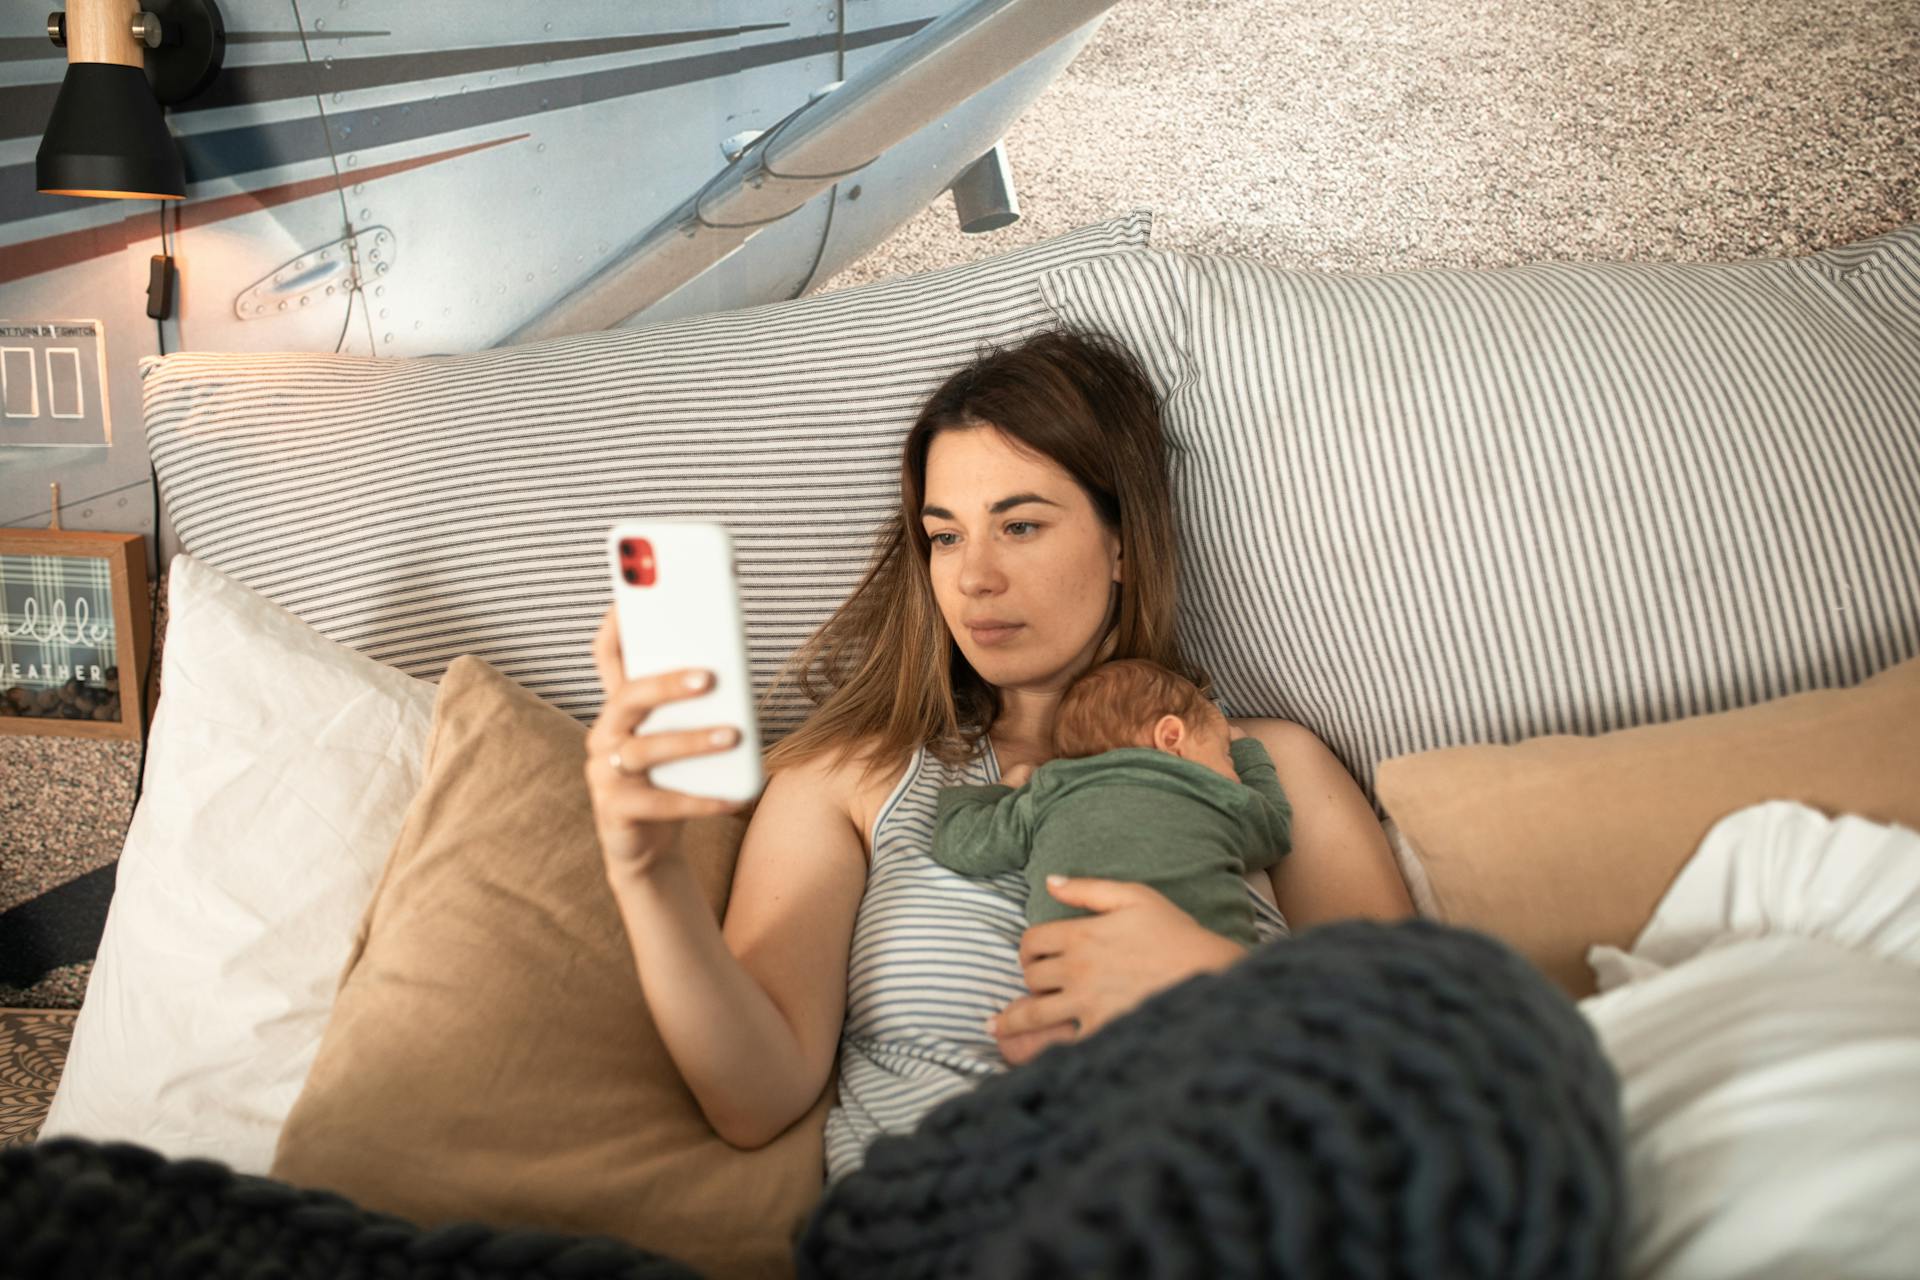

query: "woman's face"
left=920, top=425, right=1122, bottom=693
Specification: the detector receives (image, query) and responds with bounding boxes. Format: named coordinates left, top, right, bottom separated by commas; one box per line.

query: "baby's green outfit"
left=932, top=738, right=1292, bottom=946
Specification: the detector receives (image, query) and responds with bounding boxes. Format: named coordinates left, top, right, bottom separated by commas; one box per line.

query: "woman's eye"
left=925, top=521, right=1036, bottom=545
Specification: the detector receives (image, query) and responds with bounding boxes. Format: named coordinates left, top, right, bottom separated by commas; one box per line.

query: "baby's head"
left=1052, top=659, right=1237, bottom=782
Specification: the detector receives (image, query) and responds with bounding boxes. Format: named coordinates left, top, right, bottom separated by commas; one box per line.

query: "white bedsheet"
left=1580, top=801, right=1920, bottom=1279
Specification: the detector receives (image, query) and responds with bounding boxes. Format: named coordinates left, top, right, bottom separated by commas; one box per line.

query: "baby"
left=932, top=658, right=1292, bottom=946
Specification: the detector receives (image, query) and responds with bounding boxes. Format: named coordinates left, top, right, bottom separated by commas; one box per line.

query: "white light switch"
left=0, top=320, right=111, bottom=446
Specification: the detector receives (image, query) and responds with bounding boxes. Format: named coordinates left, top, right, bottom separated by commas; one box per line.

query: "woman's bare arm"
left=605, top=750, right=867, bottom=1149
left=1231, top=717, right=1413, bottom=927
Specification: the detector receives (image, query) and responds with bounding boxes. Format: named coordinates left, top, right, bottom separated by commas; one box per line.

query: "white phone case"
left=607, top=521, right=765, bottom=804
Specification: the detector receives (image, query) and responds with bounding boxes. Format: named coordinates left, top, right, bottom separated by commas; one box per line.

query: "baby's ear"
left=1151, top=713, right=1186, bottom=752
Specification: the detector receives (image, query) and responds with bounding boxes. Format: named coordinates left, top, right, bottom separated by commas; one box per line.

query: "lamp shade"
left=36, top=62, right=187, bottom=200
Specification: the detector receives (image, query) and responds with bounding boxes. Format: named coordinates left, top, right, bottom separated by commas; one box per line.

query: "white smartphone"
left=607, top=520, right=765, bottom=805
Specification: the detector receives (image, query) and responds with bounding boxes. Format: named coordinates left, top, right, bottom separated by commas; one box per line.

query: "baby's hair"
left=1051, top=658, right=1223, bottom=760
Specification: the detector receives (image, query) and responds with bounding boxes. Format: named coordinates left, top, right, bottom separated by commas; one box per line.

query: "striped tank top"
left=822, top=735, right=1291, bottom=1182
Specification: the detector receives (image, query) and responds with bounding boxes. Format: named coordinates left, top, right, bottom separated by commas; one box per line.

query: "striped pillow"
left=1039, top=229, right=1920, bottom=800
left=143, top=213, right=1153, bottom=734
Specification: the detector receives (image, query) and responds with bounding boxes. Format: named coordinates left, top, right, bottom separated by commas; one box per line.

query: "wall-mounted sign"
left=0, top=529, right=148, bottom=740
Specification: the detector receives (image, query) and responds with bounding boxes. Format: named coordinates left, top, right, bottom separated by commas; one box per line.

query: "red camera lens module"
left=619, top=537, right=657, bottom=587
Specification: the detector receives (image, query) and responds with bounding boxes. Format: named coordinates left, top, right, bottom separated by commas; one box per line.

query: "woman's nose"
left=957, top=541, right=1006, bottom=594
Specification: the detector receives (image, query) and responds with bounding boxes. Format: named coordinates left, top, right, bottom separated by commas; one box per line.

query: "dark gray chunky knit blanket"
left=0, top=1137, right=701, bottom=1280
left=797, top=919, right=1625, bottom=1280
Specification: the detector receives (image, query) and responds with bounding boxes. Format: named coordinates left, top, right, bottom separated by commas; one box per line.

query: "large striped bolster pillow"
left=1038, top=228, right=1920, bottom=801
left=141, top=213, right=1153, bottom=735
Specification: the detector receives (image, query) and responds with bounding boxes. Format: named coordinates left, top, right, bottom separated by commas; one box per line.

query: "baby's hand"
left=1002, top=762, right=1036, bottom=788
left=1226, top=723, right=1249, bottom=742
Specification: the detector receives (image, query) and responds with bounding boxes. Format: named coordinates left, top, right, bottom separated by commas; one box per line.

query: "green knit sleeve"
left=1230, top=738, right=1294, bottom=872
left=931, top=783, right=1033, bottom=877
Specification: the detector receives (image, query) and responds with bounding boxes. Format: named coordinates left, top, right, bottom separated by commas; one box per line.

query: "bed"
left=11, top=211, right=1920, bottom=1278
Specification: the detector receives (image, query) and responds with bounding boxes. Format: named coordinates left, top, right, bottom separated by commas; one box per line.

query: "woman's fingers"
left=991, top=990, right=1078, bottom=1040
left=603, top=724, right=740, bottom=774
left=991, top=990, right=1081, bottom=1067
left=1042, top=875, right=1157, bottom=914
left=602, top=784, right=745, bottom=822
left=995, top=1020, right=1077, bottom=1067
left=589, top=667, right=717, bottom=744
left=1019, top=954, right=1068, bottom=994
left=591, top=607, right=624, bottom=692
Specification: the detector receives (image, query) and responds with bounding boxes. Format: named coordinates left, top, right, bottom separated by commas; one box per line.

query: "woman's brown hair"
left=759, top=327, right=1213, bottom=781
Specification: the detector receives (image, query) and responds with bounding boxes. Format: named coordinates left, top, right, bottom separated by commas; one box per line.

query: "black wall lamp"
left=37, top=0, right=225, bottom=201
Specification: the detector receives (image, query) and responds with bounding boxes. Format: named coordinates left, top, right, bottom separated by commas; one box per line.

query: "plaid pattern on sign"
left=0, top=554, right=117, bottom=692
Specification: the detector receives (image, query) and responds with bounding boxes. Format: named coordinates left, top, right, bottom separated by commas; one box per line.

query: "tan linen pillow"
left=271, top=655, right=825, bottom=1279
left=1376, top=654, right=1920, bottom=999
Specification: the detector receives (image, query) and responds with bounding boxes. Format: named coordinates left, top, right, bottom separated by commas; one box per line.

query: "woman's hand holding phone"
left=586, top=607, right=750, bottom=877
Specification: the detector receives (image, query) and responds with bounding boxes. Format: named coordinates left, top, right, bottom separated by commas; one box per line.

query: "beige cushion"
left=1375, top=654, right=1920, bottom=998
left=270, top=655, right=822, bottom=1279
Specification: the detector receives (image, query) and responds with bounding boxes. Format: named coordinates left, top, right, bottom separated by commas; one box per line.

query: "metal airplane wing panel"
left=628, top=14, right=1105, bottom=327
left=795, top=19, right=1101, bottom=300
left=512, top=0, right=1119, bottom=340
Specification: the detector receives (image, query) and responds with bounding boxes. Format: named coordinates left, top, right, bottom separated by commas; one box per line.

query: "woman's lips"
left=967, top=623, right=1023, bottom=647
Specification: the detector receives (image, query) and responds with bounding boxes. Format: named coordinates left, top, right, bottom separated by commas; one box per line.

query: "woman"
left=584, top=329, right=1411, bottom=1178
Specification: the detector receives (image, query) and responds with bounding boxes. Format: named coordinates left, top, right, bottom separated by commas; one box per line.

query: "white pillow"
left=1580, top=802, right=1920, bottom=1279
left=40, top=554, right=435, bottom=1173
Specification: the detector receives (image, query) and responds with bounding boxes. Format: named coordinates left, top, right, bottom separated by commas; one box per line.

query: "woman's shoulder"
left=771, top=732, right=918, bottom=848
left=1226, top=716, right=1325, bottom=760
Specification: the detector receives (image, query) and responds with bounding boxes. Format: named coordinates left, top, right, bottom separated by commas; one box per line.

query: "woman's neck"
left=989, top=733, right=1049, bottom=770
left=990, top=688, right=1062, bottom=763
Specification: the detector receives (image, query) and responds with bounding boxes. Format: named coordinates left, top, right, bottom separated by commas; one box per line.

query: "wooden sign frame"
left=0, top=529, right=150, bottom=741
